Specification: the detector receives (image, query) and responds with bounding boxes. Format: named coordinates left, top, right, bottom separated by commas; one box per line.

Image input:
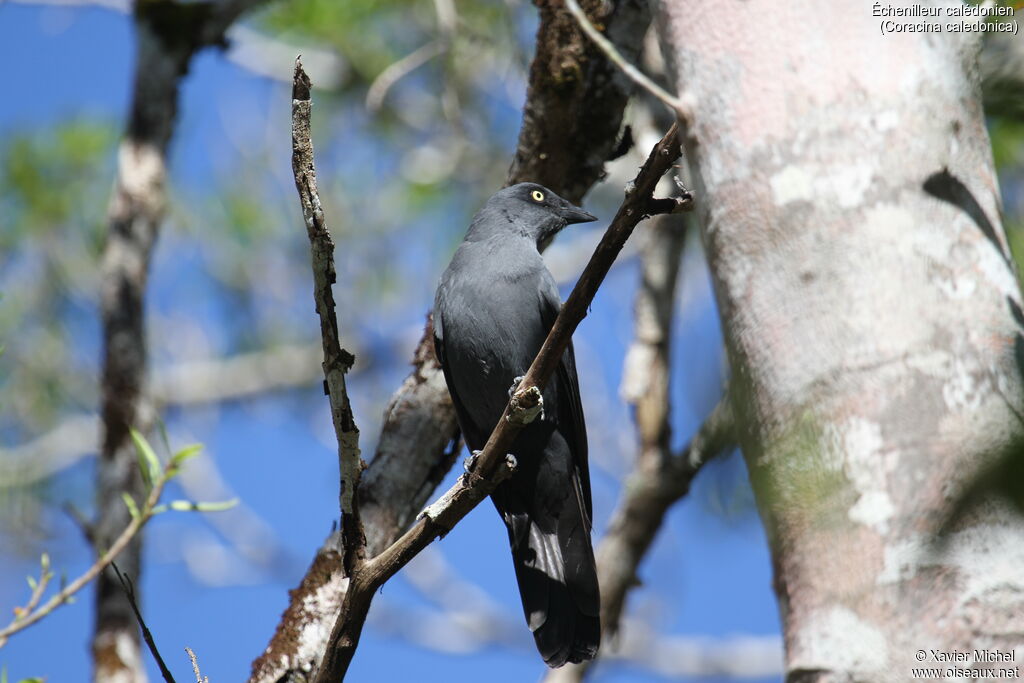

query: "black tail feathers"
left=510, top=512, right=600, bottom=667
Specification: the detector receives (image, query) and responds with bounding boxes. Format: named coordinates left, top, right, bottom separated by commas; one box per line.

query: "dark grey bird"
left=433, top=182, right=600, bottom=667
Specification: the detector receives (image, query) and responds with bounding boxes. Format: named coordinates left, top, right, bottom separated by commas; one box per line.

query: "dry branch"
left=186, top=647, right=209, bottom=683
left=563, top=0, right=684, bottom=114
left=311, top=113, right=688, bottom=679
left=291, top=59, right=366, bottom=575
left=113, top=564, right=176, bottom=683
left=0, top=453, right=177, bottom=648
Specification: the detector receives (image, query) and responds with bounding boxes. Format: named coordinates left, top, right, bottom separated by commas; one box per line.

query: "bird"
left=433, top=182, right=600, bottom=667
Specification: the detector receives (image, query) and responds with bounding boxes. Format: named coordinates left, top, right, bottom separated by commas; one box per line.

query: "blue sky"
left=0, top=4, right=781, bottom=682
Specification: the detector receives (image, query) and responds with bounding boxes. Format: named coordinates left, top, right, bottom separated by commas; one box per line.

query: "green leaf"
left=195, top=498, right=239, bottom=512
left=26, top=575, right=36, bottom=591
left=40, top=553, right=49, bottom=572
left=130, top=428, right=160, bottom=490
left=171, top=443, right=203, bottom=467
left=157, top=419, right=171, bottom=453
left=169, top=498, right=239, bottom=513
left=121, top=493, right=140, bottom=521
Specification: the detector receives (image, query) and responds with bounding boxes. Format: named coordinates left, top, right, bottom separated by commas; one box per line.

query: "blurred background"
left=0, top=1, right=1020, bottom=681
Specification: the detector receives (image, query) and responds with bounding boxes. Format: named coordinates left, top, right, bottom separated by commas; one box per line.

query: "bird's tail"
left=507, top=489, right=600, bottom=668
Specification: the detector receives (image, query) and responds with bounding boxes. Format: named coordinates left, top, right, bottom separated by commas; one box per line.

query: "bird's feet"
left=464, top=450, right=482, bottom=473
left=508, top=376, right=525, bottom=399
left=507, top=376, right=544, bottom=422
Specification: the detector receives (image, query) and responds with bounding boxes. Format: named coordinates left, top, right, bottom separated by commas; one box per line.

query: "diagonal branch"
left=563, top=0, right=685, bottom=114
left=113, top=564, right=176, bottom=683
left=0, top=451, right=177, bottom=648
left=313, top=122, right=690, bottom=682
left=291, top=59, right=366, bottom=575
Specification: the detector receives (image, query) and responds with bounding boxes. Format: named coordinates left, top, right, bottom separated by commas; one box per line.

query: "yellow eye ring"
left=531, top=190, right=545, bottom=202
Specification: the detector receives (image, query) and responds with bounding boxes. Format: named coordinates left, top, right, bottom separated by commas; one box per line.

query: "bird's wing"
left=433, top=308, right=479, bottom=448
left=538, top=278, right=592, bottom=524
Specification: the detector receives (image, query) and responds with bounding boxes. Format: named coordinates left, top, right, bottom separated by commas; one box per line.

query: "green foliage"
left=121, top=492, right=141, bottom=521
left=0, top=119, right=115, bottom=440
left=0, top=119, right=113, bottom=249
left=990, top=117, right=1024, bottom=171
left=127, top=432, right=233, bottom=516
left=259, top=0, right=418, bottom=79
left=130, top=428, right=161, bottom=492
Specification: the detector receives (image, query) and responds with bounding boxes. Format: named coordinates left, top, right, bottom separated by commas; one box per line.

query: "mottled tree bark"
left=655, top=2, right=1024, bottom=681
left=249, top=3, right=653, bottom=681
left=93, top=2, right=266, bottom=681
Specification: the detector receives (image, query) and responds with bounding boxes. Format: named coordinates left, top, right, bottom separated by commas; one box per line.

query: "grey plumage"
left=433, top=183, right=600, bottom=667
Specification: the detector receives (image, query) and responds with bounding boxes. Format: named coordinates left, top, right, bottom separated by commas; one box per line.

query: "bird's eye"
left=531, top=190, right=545, bottom=202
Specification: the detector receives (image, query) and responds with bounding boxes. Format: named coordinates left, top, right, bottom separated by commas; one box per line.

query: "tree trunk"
left=654, top=2, right=1024, bottom=681
left=94, top=3, right=267, bottom=680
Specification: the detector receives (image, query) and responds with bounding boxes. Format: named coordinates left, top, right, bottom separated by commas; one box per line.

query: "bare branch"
left=313, top=123, right=686, bottom=682
left=113, top=564, right=176, bottom=683
left=507, top=0, right=653, bottom=203
left=185, top=647, right=209, bottom=683
left=291, top=59, right=366, bottom=575
left=609, top=398, right=734, bottom=625
left=563, top=0, right=685, bottom=115
left=0, top=452, right=176, bottom=647
left=365, top=41, right=446, bottom=112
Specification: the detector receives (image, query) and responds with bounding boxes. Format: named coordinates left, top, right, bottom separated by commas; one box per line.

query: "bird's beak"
left=561, top=206, right=597, bottom=225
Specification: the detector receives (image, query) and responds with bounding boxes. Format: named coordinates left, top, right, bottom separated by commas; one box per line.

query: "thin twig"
left=313, top=121, right=688, bottom=681
left=563, top=0, right=686, bottom=115
left=13, top=557, right=52, bottom=624
left=365, top=41, right=446, bottom=112
left=291, top=57, right=366, bottom=576
left=365, top=0, right=459, bottom=114
left=608, top=396, right=735, bottom=636
left=186, top=647, right=209, bottom=683
left=0, top=462, right=174, bottom=647
left=113, top=563, right=176, bottom=683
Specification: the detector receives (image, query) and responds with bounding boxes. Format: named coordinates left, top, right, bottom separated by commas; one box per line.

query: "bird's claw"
left=507, top=385, right=544, bottom=424
left=464, top=450, right=482, bottom=473
left=508, top=376, right=526, bottom=399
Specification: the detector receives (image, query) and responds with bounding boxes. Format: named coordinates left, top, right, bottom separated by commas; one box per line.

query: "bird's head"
left=470, top=183, right=597, bottom=246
